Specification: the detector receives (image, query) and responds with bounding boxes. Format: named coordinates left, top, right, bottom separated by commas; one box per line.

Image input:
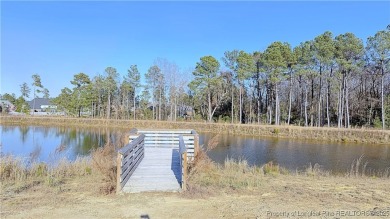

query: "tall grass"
left=187, top=139, right=389, bottom=195
left=345, top=154, right=390, bottom=178
left=0, top=142, right=119, bottom=194
left=0, top=155, right=92, bottom=191
left=348, top=155, right=368, bottom=177
left=90, top=142, right=117, bottom=194
left=188, top=153, right=301, bottom=197
left=188, top=136, right=288, bottom=194
left=188, top=154, right=264, bottom=194
left=0, top=156, right=26, bottom=182
left=304, top=163, right=330, bottom=177
left=0, top=130, right=127, bottom=194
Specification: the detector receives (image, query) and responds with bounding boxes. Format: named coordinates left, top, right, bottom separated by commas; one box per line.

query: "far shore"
left=1, top=115, right=389, bottom=144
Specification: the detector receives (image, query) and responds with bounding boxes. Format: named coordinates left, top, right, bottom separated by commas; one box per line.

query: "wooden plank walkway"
left=122, top=147, right=181, bottom=193
left=117, top=129, right=199, bottom=193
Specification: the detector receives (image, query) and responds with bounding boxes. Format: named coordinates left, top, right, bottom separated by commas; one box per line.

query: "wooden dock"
left=116, top=129, right=198, bottom=193
left=122, top=147, right=181, bottom=193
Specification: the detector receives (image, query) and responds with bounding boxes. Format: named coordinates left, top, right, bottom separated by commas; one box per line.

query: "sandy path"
left=2, top=175, right=389, bottom=219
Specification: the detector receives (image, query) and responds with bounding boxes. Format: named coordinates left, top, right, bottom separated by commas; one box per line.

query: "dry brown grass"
left=0, top=143, right=119, bottom=195
left=0, top=156, right=90, bottom=179
left=187, top=138, right=389, bottom=197
left=0, top=155, right=92, bottom=196
left=188, top=136, right=285, bottom=196
left=187, top=153, right=292, bottom=197
left=1, top=128, right=125, bottom=196
left=91, top=143, right=117, bottom=194
left=348, top=155, right=368, bottom=177
left=204, top=134, right=219, bottom=152
left=344, top=155, right=390, bottom=178
left=304, top=163, right=330, bottom=177
left=0, top=156, right=26, bottom=182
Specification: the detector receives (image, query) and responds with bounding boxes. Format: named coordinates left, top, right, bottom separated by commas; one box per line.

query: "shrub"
left=91, top=143, right=117, bottom=194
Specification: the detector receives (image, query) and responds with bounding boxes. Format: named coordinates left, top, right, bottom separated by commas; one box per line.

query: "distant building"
left=28, top=98, right=57, bottom=113
left=0, top=99, right=15, bottom=113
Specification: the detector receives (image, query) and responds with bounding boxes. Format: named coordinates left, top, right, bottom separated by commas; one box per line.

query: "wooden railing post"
left=179, top=135, right=188, bottom=191
left=182, top=151, right=187, bottom=191
left=194, top=133, right=199, bottom=158
left=116, top=153, right=123, bottom=194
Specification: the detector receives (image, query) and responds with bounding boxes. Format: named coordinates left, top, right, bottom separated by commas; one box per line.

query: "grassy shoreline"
left=2, top=146, right=388, bottom=201
left=1, top=148, right=389, bottom=218
left=1, top=132, right=389, bottom=218
left=188, top=152, right=389, bottom=194
left=1, top=142, right=119, bottom=195
left=1, top=115, right=390, bottom=144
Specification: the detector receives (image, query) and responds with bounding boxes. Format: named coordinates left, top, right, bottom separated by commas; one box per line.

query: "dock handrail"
left=116, top=134, right=145, bottom=193
left=178, top=136, right=188, bottom=190
left=118, top=129, right=199, bottom=193
left=129, top=128, right=199, bottom=161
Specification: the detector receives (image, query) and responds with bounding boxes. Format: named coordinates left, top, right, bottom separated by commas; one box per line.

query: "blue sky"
left=1, top=1, right=389, bottom=98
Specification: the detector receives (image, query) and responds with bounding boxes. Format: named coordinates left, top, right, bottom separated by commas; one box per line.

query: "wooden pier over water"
left=116, top=129, right=199, bottom=193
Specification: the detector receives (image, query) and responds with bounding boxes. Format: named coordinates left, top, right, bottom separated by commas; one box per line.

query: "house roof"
left=27, top=98, right=53, bottom=109
left=0, top=99, right=13, bottom=106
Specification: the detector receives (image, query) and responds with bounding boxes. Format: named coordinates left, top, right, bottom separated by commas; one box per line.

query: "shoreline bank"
left=1, top=132, right=389, bottom=218
left=1, top=165, right=389, bottom=218
left=1, top=116, right=389, bottom=144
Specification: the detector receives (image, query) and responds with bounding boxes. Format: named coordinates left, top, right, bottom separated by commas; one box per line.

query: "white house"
left=28, top=98, right=57, bottom=113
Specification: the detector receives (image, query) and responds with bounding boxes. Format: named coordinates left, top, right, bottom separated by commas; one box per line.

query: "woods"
left=187, top=28, right=390, bottom=129
left=2, top=28, right=389, bottom=129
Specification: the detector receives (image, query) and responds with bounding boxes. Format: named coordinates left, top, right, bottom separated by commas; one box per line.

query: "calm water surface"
left=0, top=125, right=122, bottom=164
left=1, top=125, right=389, bottom=173
left=201, top=133, right=390, bottom=174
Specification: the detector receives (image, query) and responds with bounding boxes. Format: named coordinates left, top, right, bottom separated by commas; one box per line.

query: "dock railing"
left=129, top=128, right=199, bottom=161
left=116, top=133, right=145, bottom=193
left=178, top=135, right=188, bottom=190
left=117, top=129, right=199, bottom=193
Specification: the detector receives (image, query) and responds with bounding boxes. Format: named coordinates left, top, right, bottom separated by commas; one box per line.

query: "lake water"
left=201, top=133, right=390, bottom=174
left=1, top=125, right=389, bottom=174
left=0, top=125, right=112, bottom=164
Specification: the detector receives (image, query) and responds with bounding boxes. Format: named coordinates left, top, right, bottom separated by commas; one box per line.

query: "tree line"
left=190, top=27, right=390, bottom=129
left=1, top=74, right=49, bottom=114
left=2, top=27, right=389, bottom=129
